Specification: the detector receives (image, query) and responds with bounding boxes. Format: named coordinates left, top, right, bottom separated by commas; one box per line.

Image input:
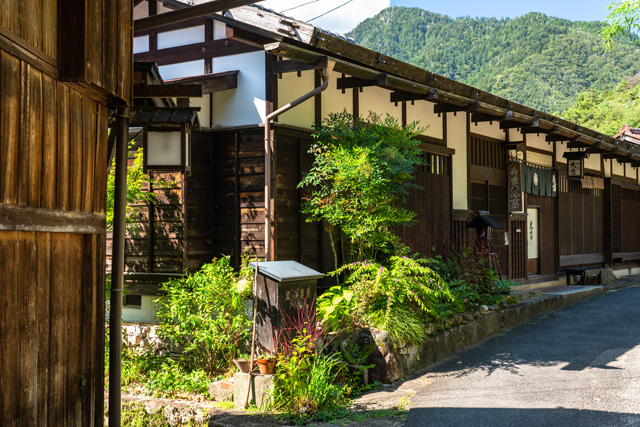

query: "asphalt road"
left=406, top=285, right=640, bottom=427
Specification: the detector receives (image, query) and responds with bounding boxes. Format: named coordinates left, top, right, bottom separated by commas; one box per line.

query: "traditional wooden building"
left=0, top=0, right=132, bottom=425
left=123, top=0, right=640, bottom=320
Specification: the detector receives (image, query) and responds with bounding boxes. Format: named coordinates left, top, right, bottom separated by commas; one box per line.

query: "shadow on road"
left=406, top=406, right=640, bottom=427
left=419, top=286, right=640, bottom=378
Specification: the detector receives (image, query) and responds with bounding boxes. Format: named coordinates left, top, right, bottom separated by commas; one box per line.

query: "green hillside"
left=347, top=7, right=640, bottom=114
left=562, top=74, right=640, bottom=135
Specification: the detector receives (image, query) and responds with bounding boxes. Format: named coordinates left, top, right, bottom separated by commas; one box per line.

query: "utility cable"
left=280, top=0, right=319, bottom=14
left=306, top=0, right=354, bottom=23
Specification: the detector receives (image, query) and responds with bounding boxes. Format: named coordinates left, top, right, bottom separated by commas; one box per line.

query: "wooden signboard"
left=508, top=163, right=523, bottom=212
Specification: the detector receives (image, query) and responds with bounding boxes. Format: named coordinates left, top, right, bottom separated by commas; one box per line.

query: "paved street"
left=406, top=285, right=640, bottom=427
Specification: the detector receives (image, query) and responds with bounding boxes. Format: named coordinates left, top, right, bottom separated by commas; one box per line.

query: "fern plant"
left=331, top=256, right=454, bottom=344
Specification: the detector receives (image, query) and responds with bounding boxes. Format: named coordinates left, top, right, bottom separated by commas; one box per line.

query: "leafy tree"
left=602, top=0, right=640, bottom=50
left=106, top=142, right=156, bottom=231
left=299, top=111, right=424, bottom=266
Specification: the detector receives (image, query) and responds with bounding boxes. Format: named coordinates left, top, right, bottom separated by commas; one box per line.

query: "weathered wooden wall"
left=558, top=175, right=604, bottom=267
left=401, top=151, right=452, bottom=255
left=0, top=0, right=131, bottom=425
left=0, top=48, right=109, bottom=427
left=211, top=127, right=266, bottom=263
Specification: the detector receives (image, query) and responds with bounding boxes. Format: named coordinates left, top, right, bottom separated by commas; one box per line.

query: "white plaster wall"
left=470, top=119, right=505, bottom=141
left=158, top=26, right=205, bottom=49
left=359, top=86, right=402, bottom=123
left=214, top=21, right=226, bottom=40
left=526, top=132, right=553, bottom=153
left=133, top=36, right=149, bottom=54
left=627, top=163, right=637, bottom=179
left=211, top=51, right=266, bottom=127
left=406, top=101, right=443, bottom=140
left=603, top=158, right=612, bottom=178
left=613, top=159, right=625, bottom=177
left=448, top=113, right=468, bottom=210
left=190, top=94, right=211, bottom=128
left=122, top=295, right=158, bottom=323
left=159, top=60, right=205, bottom=81
left=321, top=71, right=352, bottom=118
left=585, top=153, right=601, bottom=173
left=277, top=70, right=315, bottom=129
left=133, top=1, right=148, bottom=20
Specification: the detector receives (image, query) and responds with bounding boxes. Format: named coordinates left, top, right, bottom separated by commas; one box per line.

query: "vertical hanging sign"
left=508, top=163, right=523, bottom=212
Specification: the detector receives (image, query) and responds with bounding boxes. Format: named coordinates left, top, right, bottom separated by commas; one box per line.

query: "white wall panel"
left=448, top=113, right=468, bottom=210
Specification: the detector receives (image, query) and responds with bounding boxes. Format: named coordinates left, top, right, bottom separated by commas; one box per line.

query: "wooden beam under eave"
left=133, top=39, right=260, bottom=66
left=434, top=101, right=478, bottom=114
left=390, top=89, right=437, bottom=103
left=133, top=84, right=203, bottom=98
left=337, top=74, right=387, bottom=90
left=134, top=0, right=262, bottom=32
left=226, top=26, right=274, bottom=48
left=164, top=71, right=239, bottom=94
left=272, top=57, right=328, bottom=75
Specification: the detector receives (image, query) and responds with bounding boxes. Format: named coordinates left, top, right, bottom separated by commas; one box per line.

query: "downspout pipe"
left=109, top=106, right=129, bottom=427
left=263, top=60, right=335, bottom=260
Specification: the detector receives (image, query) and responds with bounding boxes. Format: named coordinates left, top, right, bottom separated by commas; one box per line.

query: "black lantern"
left=131, top=107, right=199, bottom=175
left=563, top=151, right=587, bottom=179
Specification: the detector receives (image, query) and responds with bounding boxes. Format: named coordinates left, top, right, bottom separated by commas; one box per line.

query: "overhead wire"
left=280, top=0, right=319, bottom=14
left=306, top=0, right=354, bottom=23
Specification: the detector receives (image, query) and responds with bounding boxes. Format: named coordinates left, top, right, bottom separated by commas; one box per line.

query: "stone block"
left=209, top=381, right=233, bottom=402
left=233, top=373, right=273, bottom=409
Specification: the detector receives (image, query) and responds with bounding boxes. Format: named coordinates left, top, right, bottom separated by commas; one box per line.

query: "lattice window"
left=470, top=134, right=507, bottom=169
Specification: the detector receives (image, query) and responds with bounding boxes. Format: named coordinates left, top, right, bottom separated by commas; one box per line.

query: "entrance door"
left=527, top=207, right=539, bottom=274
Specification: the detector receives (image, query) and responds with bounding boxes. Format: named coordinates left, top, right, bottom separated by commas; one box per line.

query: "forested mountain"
left=347, top=7, right=640, bottom=114
left=562, top=74, right=640, bottom=135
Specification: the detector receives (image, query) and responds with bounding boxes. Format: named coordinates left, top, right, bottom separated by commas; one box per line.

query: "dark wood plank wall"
left=509, top=216, right=527, bottom=279
left=401, top=152, right=452, bottom=255
left=468, top=134, right=509, bottom=274
left=210, top=128, right=266, bottom=264
left=558, top=175, right=604, bottom=267
left=0, top=51, right=108, bottom=427
left=273, top=126, right=333, bottom=275
left=1, top=0, right=131, bottom=425
left=186, top=131, right=214, bottom=271
left=621, top=185, right=640, bottom=259
left=527, top=194, right=557, bottom=276
left=119, top=171, right=184, bottom=274
left=58, top=0, right=133, bottom=103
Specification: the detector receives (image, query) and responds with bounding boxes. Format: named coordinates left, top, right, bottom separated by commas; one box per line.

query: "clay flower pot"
left=256, top=357, right=275, bottom=375
left=233, top=358, right=253, bottom=373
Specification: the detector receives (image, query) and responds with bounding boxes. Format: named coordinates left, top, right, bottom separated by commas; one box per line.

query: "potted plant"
left=255, top=353, right=276, bottom=375
left=233, top=354, right=255, bottom=373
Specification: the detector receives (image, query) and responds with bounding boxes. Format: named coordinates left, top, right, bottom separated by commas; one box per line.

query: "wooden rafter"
left=134, top=0, right=262, bottom=32
left=133, top=38, right=259, bottom=66
left=226, top=25, right=274, bottom=48
left=164, top=70, right=239, bottom=94
left=133, top=84, right=203, bottom=98
left=434, top=101, right=478, bottom=114
left=336, top=74, right=387, bottom=90
left=272, top=57, right=328, bottom=75
left=389, top=89, right=437, bottom=103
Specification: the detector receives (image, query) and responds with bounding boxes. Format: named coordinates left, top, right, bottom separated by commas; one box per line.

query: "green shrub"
left=145, top=359, right=211, bottom=398
left=270, top=332, right=348, bottom=418
left=332, top=256, right=453, bottom=344
left=155, top=256, right=252, bottom=375
left=299, top=111, right=425, bottom=266
left=316, top=285, right=355, bottom=332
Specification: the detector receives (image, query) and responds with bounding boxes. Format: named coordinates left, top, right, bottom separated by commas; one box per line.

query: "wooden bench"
left=564, top=267, right=602, bottom=286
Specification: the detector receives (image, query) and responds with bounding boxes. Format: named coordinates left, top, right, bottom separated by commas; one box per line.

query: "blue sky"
left=261, top=0, right=617, bottom=34
left=391, top=0, right=615, bottom=22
